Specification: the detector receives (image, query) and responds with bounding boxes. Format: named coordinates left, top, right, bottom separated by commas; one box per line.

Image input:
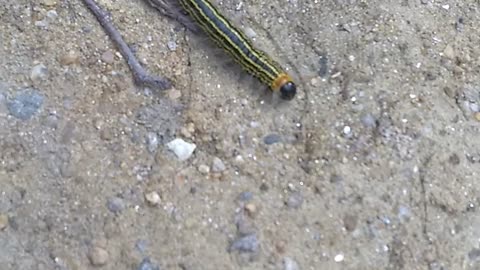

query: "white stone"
left=166, top=138, right=196, bottom=161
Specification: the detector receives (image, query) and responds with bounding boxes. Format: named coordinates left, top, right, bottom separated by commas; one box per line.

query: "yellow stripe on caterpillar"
left=179, top=0, right=297, bottom=100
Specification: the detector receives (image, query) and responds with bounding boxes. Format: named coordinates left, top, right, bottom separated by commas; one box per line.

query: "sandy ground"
left=1, top=0, right=480, bottom=269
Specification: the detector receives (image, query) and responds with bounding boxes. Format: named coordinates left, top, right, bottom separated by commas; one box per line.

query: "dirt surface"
left=1, top=0, right=480, bottom=269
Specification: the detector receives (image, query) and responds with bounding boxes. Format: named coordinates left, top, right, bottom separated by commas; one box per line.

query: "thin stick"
left=81, top=0, right=172, bottom=90
left=144, top=0, right=201, bottom=34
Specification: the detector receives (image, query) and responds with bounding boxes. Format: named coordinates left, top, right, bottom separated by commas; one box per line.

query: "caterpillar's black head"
left=279, top=81, right=297, bottom=100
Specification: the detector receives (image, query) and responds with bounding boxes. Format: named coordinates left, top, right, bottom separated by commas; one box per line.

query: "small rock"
left=168, top=88, right=182, bottom=100
left=145, top=191, right=161, bottom=206
left=60, top=51, right=80, bottom=65
left=475, top=112, right=480, bottom=122
left=237, top=191, right=253, bottom=202
left=211, top=157, right=226, bottom=172
left=468, top=248, right=480, bottom=261
left=443, top=44, right=455, bottom=60
left=330, top=174, right=343, bottom=183
left=334, top=253, right=344, bottom=262
left=263, top=133, right=282, bottom=145
left=229, top=233, right=259, bottom=253
left=286, top=192, right=304, bottom=209
left=448, top=153, right=460, bottom=165
left=107, top=197, right=125, bottom=213
left=244, top=27, right=257, bottom=39
left=361, top=114, right=377, bottom=128
left=30, top=64, right=48, bottom=82
left=343, top=214, right=358, bottom=231
left=0, top=214, right=8, bottom=230
left=46, top=10, right=58, bottom=21
left=137, top=257, right=160, bottom=270
left=87, top=246, right=109, bottom=266
left=42, top=0, right=57, bottom=6
left=167, top=40, right=177, bottom=51
left=7, top=89, right=44, bottom=120
left=198, top=164, right=210, bottom=174
left=101, top=51, right=115, bottom=64
left=244, top=203, right=257, bottom=217
left=283, top=257, right=300, bottom=270
left=166, top=138, right=196, bottom=161
left=146, top=132, right=159, bottom=153
left=236, top=218, right=256, bottom=236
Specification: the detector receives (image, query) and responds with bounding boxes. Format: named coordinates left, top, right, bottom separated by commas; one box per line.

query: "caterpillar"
left=178, top=0, right=297, bottom=100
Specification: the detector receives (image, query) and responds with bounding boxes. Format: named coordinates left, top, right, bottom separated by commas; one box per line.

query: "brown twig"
left=81, top=0, right=172, bottom=90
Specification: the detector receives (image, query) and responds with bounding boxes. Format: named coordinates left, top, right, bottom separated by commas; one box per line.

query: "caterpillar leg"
left=81, top=0, right=172, bottom=90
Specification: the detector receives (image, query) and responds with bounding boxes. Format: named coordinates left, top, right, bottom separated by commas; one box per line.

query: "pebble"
left=229, top=233, right=259, bottom=253
left=60, top=50, right=80, bottom=65
left=167, top=40, right=177, bottom=51
left=244, top=27, right=257, bottom=39
left=361, top=114, right=377, bottom=128
left=137, top=257, right=160, bottom=270
left=30, top=64, right=48, bottom=82
left=166, top=138, right=196, bottom=161
left=212, top=157, right=226, bottom=172
left=87, top=246, right=109, bottom=266
left=145, top=191, right=161, bottom=206
left=107, top=196, right=125, bottom=213
left=263, top=133, right=282, bottom=145
left=167, top=88, right=182, bottom=100
left=146, top=132, right=159, bottom=153
left=334, top=253, right=344, bottom=262
left=46, top=10, right=58, bottom=20
left=101, top=51, right=115, bottom=64
left=343, top=214, right=358, bottom=231
left=7, top=89, right=44, bottom=120
left=42, top=0, right=57, bottom=6
left=237, top=191, right=253, bottom=202
left=283, top=257, right=300, bottom=270
left=286, top=192, right=304, bottom=209
left=443, top=44, right=455, bottom=60
left=198, top=164, right=210, bottom=174
left=244, top=203, right=257, bottom=217
left=0, top=214, right=8, bottom=230
left=474, top=112, right=480, bottom=122
left=468, top=248, right=480, bottom=261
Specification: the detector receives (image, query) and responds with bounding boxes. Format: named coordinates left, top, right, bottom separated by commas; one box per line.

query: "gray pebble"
left=101, top=51, right=115, bottom=64
left=137, top=257, right=160, bottom=270
left=286, top=192, right=304, bottom=209
left=46, top=10, right=58, bottom=20
left=167, top=40, right=177, bottom=51
left=107, top=197, right=125, bottom=214
left=7, top=89, right=44, bottom=120
left=229, top=233, right=259, bottom=253
left=318, top=55, right=329, bottom=77
left=237, top=191, right=253, bottom=202
left=212, top=157, right=226, bottom=172
left=361, top=113, right=377, bottom=128
left=263, top=133, right=282, bottom=145
left=87, top=246, right=109, bottom=266
left=469, top=248, right=480, bottom=261
left=30, top=64, right=48, bottom=81
left=146, top=132, right=159, bottom=153
left=343, top=213, right=358, bottom=231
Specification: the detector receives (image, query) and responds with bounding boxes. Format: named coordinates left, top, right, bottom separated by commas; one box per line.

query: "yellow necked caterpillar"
left=178, top=0, right=297, bottom=100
